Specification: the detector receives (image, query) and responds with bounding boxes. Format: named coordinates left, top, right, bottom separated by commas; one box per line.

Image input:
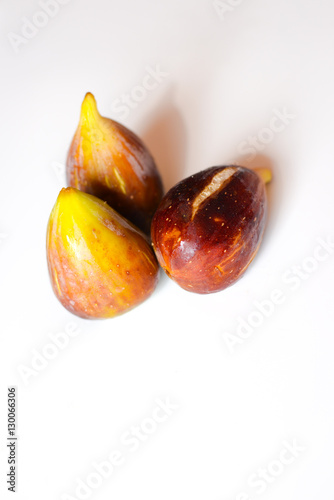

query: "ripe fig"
left=47, top=188, right=159, bottom=319
left=66, top=92, right=163, bottom=234
left=151, top=165, right=272, bottom=294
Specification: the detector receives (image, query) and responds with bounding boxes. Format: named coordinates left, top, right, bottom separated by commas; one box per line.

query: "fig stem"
left=253, top=167, right=272, bottom=184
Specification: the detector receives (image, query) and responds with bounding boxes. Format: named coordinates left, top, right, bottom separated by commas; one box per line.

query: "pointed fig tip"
left=80, top=92, right=99, bottom=122
left=59, top=186, right=75, bottom=196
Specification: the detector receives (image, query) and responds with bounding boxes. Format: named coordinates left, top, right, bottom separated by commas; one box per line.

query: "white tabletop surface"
left=1, top=0, right=334, bottom=498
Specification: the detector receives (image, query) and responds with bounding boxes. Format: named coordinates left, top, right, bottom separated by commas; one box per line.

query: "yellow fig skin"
left=66, top=93, right=163, bottom=234
left=46, top=188, right=159, bottom=319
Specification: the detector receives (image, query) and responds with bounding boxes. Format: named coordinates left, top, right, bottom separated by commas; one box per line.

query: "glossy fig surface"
left=47, top=188, right=159, bottom=319
left=66, top=93, right=163, bottom=234
left=151, top=165, right=271, bottom=294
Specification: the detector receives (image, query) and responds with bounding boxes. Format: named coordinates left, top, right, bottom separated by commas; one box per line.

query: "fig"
left=66, top=92, right=163, bottom=234
left=151, top=165, right=272, bottom=294
left=47, top=188, right=159, bottom=319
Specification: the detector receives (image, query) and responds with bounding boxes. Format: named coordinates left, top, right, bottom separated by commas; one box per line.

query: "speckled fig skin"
left=66, top=93, right=163, bottom=234
left=47, top=188, right=159, bottom=319
left=151, top=165, right=271, bottom=294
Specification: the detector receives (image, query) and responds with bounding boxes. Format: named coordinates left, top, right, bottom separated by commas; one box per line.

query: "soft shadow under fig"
left=142, top=93, right=187, bottom=192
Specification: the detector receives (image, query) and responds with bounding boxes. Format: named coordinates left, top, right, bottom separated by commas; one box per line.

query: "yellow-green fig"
left=66, top=93, right=163, bottom=234
left=46, top=188, right=159, bottom=319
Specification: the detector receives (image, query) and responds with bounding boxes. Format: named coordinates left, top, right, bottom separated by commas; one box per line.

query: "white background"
left=1, top=0, right=334, bottom=498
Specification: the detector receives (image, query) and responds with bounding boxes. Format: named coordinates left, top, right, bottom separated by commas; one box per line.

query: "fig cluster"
left=46, top=93, right=272, bottom=319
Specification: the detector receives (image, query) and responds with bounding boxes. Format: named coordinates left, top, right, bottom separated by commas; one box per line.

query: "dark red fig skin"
left=151, top=165, right=268, bottom=294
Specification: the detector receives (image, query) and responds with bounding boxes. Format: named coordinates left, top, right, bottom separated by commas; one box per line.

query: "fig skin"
left=151, top=165, right=271, bottom=294
left=66, top=93, right=163, bottom=234
left=47, top=187, right=159, bottom=319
